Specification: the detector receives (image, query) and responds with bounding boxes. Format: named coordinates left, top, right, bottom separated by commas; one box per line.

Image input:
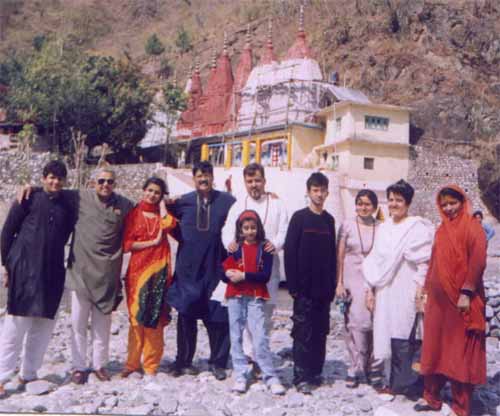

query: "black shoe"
left=413, top=399, right=441, bottom=412
left=209, top=365, right=226, bottom=381
left=310, top=375, right=323, bottom=386
left=166, top=363, right=182, bottom=377
left=296, top=382, right=314, bottom=395
left=181, top=365, right=199, bottom=376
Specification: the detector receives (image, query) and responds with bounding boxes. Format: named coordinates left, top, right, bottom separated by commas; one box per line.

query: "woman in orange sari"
left=121, top=177, right=177, bottom=377
left=415, top=185, right=487, bottom=416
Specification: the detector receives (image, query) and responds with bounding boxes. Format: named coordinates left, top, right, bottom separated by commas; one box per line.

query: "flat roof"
left=316, top=101, right=412, bottom=118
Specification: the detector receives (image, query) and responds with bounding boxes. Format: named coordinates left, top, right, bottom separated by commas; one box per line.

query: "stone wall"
left=0, top=151, right=167, bottom=204
left=408, top=143, right=488, bottom=223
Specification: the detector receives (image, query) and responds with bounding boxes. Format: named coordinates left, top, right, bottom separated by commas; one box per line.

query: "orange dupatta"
left=432, top=185, right=487, bottom=332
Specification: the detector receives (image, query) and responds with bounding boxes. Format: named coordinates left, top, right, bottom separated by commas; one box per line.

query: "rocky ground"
left=0, top=303, right=499, bottom=416
left=0, top=214, right=499, bottom=416
left=0, top=281, right=499, bottom=416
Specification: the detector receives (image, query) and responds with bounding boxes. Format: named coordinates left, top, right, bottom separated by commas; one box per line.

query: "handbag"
left=389, top=312, right=423, bottom=395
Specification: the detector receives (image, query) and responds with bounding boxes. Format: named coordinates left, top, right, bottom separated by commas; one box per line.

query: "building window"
left=336, top=117, right=342, bottom=132
left=364, top=157, right=374, bottom=170
left=365, top=115, right=389, bottom=131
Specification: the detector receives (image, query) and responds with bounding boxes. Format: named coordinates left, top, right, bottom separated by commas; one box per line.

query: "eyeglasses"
left=97, top=178, right=115, bottom=185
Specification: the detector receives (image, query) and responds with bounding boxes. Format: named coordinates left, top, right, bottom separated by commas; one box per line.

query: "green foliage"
left=145, top=33, right=165, bottom=56
left=161, top=82, right=187, bottom=115
left=5, top=41, right=154, bottom=153
left=32, top=34, right=47, bottom=51
left=175, top=27, right=193, bottom=54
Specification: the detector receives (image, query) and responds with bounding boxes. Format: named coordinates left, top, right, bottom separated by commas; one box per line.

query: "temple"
left=140, top=6, right=411, bottom=215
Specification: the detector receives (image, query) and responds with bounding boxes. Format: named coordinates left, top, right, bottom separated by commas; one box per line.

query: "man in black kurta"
left=0, top=161, right=74, bottom=392
left=284, top=172, right=337, bottom=394
left=167, top=161, right=235, bottom=380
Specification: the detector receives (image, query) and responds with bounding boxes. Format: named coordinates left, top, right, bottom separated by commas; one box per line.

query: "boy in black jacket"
left=284, top=172, right=337, bottom=394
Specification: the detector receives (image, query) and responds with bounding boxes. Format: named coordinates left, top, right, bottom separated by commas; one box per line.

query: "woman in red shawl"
left=121, top=177, right=177, bottom=377
left=415, top=185, right=487, bottom=416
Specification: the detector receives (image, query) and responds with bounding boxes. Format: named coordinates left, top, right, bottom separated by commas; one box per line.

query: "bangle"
left=459, top=289, right=474, bottom=297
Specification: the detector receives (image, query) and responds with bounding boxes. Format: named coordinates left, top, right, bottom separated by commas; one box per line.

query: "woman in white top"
left=362, top=179, right=434, bottom=392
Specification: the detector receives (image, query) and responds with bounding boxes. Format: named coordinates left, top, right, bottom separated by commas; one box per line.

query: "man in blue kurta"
left=167, top=161, right=235, bottom=380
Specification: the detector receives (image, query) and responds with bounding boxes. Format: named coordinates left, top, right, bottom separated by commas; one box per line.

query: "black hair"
left=306, top=172, right=329, bottom=191
left=42, top=160, right=67, bottom=179
left=472, top=210, right=483, bottom=219
left=438, top=187, right=465, bottom=203
left=192, top=161, right=213, bottom=176
left=355, top=189, right=378, bottom=209
left=235, top=210, right=266, bottom=244
left=243, top=163, right=265, bottom=178
left=386, top=179, right=414, bottom=205
left=143, top=176, right=168, bottom=198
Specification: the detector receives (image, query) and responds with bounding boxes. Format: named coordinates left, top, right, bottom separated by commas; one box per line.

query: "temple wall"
left=291, top=126, right=324, bottom=168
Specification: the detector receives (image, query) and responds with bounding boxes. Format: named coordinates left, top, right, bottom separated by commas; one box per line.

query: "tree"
left=175, top=27, right=193, bottom=54
left=32, top=34, right=47, bottom=51
left=145, top=33, right=165, bottom=57
left=156, top=82, right=187, bottom=165
left=5, top=41, right=154, bottom=154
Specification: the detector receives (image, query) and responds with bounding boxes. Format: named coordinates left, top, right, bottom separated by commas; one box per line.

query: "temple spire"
left=195, top=56, right=200, bottom=74
left=298, top=3, right=305, bottom=34
left=245, top=23, right=251, bottom=49
left=223, top=31, right=228, bottom=56
left=260, top=18, right=276, bottom=65
left=285, top=3, right=313, bottom=60
left=211, top=47, right=217, bottom=69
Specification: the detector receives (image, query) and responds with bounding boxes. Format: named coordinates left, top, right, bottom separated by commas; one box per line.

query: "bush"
left=175, top=27, right=193, bottom=54
left=145, top=33, right=165, bottom=56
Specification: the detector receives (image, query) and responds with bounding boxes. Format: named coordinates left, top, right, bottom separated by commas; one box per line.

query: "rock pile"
left=486, top=278, right=500, bottom=339
left=0, top=299, right=498, bottom=416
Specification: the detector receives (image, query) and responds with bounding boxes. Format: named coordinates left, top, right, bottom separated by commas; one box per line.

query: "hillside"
left=0, top=0, right=499, bottom=155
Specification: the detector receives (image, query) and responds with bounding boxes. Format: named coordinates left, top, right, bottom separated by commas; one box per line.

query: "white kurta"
left=362, top=216, right=434, bottom=360
left=222, top=193, right=288, bottom=305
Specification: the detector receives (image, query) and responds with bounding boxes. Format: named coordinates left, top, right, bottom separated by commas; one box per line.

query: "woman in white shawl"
left=362, top=179, right=434, bottom=392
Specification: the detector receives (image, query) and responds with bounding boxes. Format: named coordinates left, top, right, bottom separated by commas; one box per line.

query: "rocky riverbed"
left=0, top=289, right=499, bottom=416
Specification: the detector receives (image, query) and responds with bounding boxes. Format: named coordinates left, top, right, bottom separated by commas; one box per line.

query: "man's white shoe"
left=269, top=382, right=286, bottom=395
left=231, top=380, right=247, bottom=394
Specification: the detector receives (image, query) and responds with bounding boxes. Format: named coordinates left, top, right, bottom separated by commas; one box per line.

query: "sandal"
left=345, top=376, right=359, bottom=389
left=70, top=370, right=87, bottom=385
left=413, top=398, right=441, bottom=412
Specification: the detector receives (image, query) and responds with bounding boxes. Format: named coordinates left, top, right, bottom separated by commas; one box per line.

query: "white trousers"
left=71, top=291, right=112, bottom=371
left=0, top=314, right=56, bottom=384
left=243, top=302, right=275, bottom=359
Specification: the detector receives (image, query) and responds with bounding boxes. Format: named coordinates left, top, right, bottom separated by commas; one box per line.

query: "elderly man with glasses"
left=19, top=168, right=134, bottom=384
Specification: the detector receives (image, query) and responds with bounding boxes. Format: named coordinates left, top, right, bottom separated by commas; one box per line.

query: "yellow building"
left=316, top=101, right=411, bottom=215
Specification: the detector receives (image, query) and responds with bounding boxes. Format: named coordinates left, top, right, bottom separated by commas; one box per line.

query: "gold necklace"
left=244, top=193, right=270, bottom=225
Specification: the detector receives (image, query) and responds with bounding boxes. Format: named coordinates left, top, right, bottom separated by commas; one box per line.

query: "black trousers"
left=291, top=295, right=331, bottom=385
left=175, top=313, right=230, bottom=369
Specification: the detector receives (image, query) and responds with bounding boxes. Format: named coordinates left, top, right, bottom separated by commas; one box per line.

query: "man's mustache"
left=199, top=180, right=209, bottom=185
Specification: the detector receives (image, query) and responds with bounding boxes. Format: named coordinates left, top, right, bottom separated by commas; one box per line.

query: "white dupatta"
left=362, top=216, right=434, bottom=360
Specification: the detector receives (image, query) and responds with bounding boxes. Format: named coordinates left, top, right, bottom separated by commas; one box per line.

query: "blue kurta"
left=167, top=190, right=235, bottom=320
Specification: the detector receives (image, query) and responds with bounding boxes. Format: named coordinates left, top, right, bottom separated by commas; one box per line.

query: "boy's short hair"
left=243, top=163, right=265, bottom=178
left=473, top=210, right=483, bottom=219
left=192, top=161, right=213, bottom=176
left=386, top=179, right=414, bottom=205
left=42, top=160, right=67, bottom=179
left=306, top=172, right=329, bottom=191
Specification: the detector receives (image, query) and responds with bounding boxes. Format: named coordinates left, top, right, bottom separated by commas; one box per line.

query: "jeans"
left=227, top=296, right=279, bottom=383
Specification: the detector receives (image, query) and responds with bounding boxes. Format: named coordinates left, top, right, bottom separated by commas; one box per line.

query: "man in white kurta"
left=222, top=163, right=288, bottom=356
left=362, top=216, right=434, bottom=363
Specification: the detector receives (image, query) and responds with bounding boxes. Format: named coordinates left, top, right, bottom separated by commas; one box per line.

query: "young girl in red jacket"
left=223, top=210, right=285, bottom=395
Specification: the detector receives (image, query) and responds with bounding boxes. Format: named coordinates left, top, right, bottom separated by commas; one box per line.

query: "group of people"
left=0, top=159, right=491, bottom=416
